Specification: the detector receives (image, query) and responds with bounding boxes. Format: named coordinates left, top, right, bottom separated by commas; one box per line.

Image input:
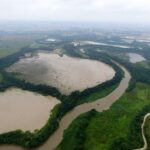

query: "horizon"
left=0, top=0, right=150, bottom=25
left=0, top=21, right=150, bottom=32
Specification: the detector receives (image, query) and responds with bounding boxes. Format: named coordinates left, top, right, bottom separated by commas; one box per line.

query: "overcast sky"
left=0, top=0, right=150, bottom=24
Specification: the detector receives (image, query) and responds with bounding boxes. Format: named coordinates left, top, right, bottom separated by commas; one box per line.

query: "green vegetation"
left=0, top=34, right=43, bottom=58
left=0, top=39, right=29, bottom=58
left=57, top=83, right=150, bottom=150
left=57, top=110, right=97, bottom=150
left=144, top=116, right=150, bottom=149
left=136, top=61, right=150, bottom=69
left=0, top=74, right=3, bottom=82
left=76, top=84, right=117, bottom=105
left=29, top=43, right=50, bottom=49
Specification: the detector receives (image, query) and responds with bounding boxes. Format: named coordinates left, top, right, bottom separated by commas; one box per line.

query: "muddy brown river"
left=7, top=53, right=115, bottom=95
left=0, top=63, right=131, bottom=150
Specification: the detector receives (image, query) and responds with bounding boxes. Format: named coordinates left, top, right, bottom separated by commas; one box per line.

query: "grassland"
left=0, top=34, right=43, bottom=58
left=57, top=82, right=150, bottom=150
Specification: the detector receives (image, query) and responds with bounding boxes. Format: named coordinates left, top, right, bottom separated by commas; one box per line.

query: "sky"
left=0, top=0, right=150, bottom=24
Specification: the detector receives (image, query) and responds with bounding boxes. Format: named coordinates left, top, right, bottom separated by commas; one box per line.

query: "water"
left=128, top=53, right=146, bottom=63
left=8, top=53, right=115, bottom=95
left=0, top=88, right=60, bottom=133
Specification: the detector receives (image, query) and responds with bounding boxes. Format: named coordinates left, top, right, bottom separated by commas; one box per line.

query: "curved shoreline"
left=134, top=113, right=150, bottom=150
left=0, top=63, right=131, bottom=150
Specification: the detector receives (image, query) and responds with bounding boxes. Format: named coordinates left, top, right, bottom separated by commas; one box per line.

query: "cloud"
left=0, top=0, right=150, bottom=24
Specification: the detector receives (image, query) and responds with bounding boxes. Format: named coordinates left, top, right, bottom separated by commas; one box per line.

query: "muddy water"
left=128, top=53, right=146, bottom=63
left=8, top=53, right=115, bottom=95
left=0, top=63, right=131, bottom=150
left=0, top=88, right=60, bottom=133
left=35, top=64, right=131, bottom=150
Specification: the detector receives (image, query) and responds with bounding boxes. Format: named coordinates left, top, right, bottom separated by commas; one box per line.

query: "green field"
left=0, top=34, right=43, bottom=58
left=57, top=83, right=150, bottom=150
